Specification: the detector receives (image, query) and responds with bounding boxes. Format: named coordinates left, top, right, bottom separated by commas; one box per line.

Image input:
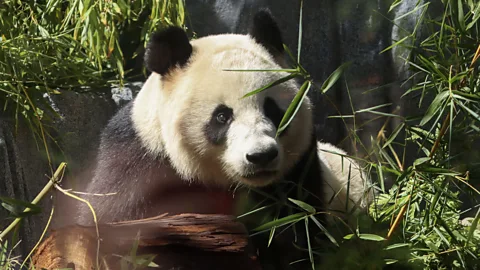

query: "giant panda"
left=75, top=9, right=372, bottom=267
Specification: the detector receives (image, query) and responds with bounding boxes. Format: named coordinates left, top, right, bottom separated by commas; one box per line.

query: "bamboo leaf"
left=457, top=0, right=466, bottom=31
left=358, top=234, right=387, bottom=241
left=394, top=2, right=430, bottom=21
left=297, top=0, right=304, bottom=64
left=284, top=44, right=298, bottom=65
left=380, top=35, right=410, bottom=54
left=288, top=198, right=316, bottom=214
left=389, top=0, right=404, bottom=12
left=382, top=122, right=405, bottom=149
left=276, top=80, right=311, bottom=137
left=457, top=101, right=480, bottom=123
left=267, top=210, right=280, bottom=248
left=242, top=73, right=299, bottom=98
left=223, top=68, right=298, bottom=73
left=357, top=103, right=393, bottom=113
left=177, top=0, right=185, bottom=26
left=310, top=215, right=338, bottom=247
left=452, top=91, right=480, bottom=101
left=344, top=233, right=386, bottom=241
left=466, top=1, right=480, bottom=29
left=320, top=62, right=351, bottom=94
left=465, top=207, right=480, bottom=247
left=420, top=91, right=449, bottom=126
left=413, top=157, right=430, bottom=166
left=0, top=196, right=42, bottom=214
left=384, top=243, right=410, bottom=250
left=304, top=218, right=315, bottom=270
left=252, top=213, right=306, bottom=232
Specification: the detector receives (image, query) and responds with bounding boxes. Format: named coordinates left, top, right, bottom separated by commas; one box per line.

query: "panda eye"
left=216, top=112, right=229, bottom=124
left=216, top=110, right=233, bottom=124
left=205, top=104, right=233, bottom=144
left=211, top=105, right=233, bottom=125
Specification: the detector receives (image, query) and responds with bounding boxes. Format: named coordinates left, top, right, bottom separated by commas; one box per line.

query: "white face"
left=133, top=34, right=313, bottom=187
left=222, top=99, right=283, bottom=186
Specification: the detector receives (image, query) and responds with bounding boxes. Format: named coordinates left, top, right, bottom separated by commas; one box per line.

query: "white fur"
left=223, top=114, right=280, bottom=175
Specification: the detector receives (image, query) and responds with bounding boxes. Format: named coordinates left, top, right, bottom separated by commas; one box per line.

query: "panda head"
left=132, top=10, right=313, bottom=188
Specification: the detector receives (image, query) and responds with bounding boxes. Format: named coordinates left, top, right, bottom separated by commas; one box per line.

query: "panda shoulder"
left=99, top=102, right=137, bottom=146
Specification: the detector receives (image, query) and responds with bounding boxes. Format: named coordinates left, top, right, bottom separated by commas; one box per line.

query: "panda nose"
left=246, top=147, right=279, bottom=166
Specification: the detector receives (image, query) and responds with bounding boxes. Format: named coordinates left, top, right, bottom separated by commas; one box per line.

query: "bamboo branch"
left=0, top=162, right=66, bottom=241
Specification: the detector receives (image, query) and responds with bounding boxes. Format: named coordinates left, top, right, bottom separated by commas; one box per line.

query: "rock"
left=0, top=89, right=117, bottom=257
left=110, top=82, right=144, bottom=107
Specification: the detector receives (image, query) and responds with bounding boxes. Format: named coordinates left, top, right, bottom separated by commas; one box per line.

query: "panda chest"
left=141, top=161, right=236, bottom=216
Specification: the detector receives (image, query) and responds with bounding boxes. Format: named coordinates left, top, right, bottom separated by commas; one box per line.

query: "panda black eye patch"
left=204, top=104, right=233, bottom=145
left=263, top=97, right=288, bottom=135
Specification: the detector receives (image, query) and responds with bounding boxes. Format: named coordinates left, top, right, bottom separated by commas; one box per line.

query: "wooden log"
left=31, top=213, right=261, bottom=270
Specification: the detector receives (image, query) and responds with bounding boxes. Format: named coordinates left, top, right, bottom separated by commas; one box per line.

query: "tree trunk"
left=31, top=213, right=262, bottom=270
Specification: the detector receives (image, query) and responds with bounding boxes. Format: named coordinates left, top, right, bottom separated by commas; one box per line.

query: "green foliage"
left=118, top=235, right=160, bottom=270
left=0, top=241, right=21, bottom=270
left=366, top=0, right=480, bottom=268
left=0, top=0, right=185, bottom=151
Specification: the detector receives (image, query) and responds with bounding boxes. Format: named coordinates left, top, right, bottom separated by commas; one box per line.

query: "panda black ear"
left=250, top=9, right=284, bottom=57
left=144, top=27, right=193, bottom=75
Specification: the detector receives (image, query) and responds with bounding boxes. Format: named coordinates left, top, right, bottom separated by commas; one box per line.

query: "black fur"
left=144, top=27, right=193, bottom=75
left=250, top=9, right=284, bottom=56
left=76, top=103, right=162, bottom=224
left=263, top=97, right=288, bottom=135
left=204, top=104, right=233, bottom=145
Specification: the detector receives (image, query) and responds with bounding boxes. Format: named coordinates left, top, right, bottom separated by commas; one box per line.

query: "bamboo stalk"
left=0, top=162, right=66, bottom=241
